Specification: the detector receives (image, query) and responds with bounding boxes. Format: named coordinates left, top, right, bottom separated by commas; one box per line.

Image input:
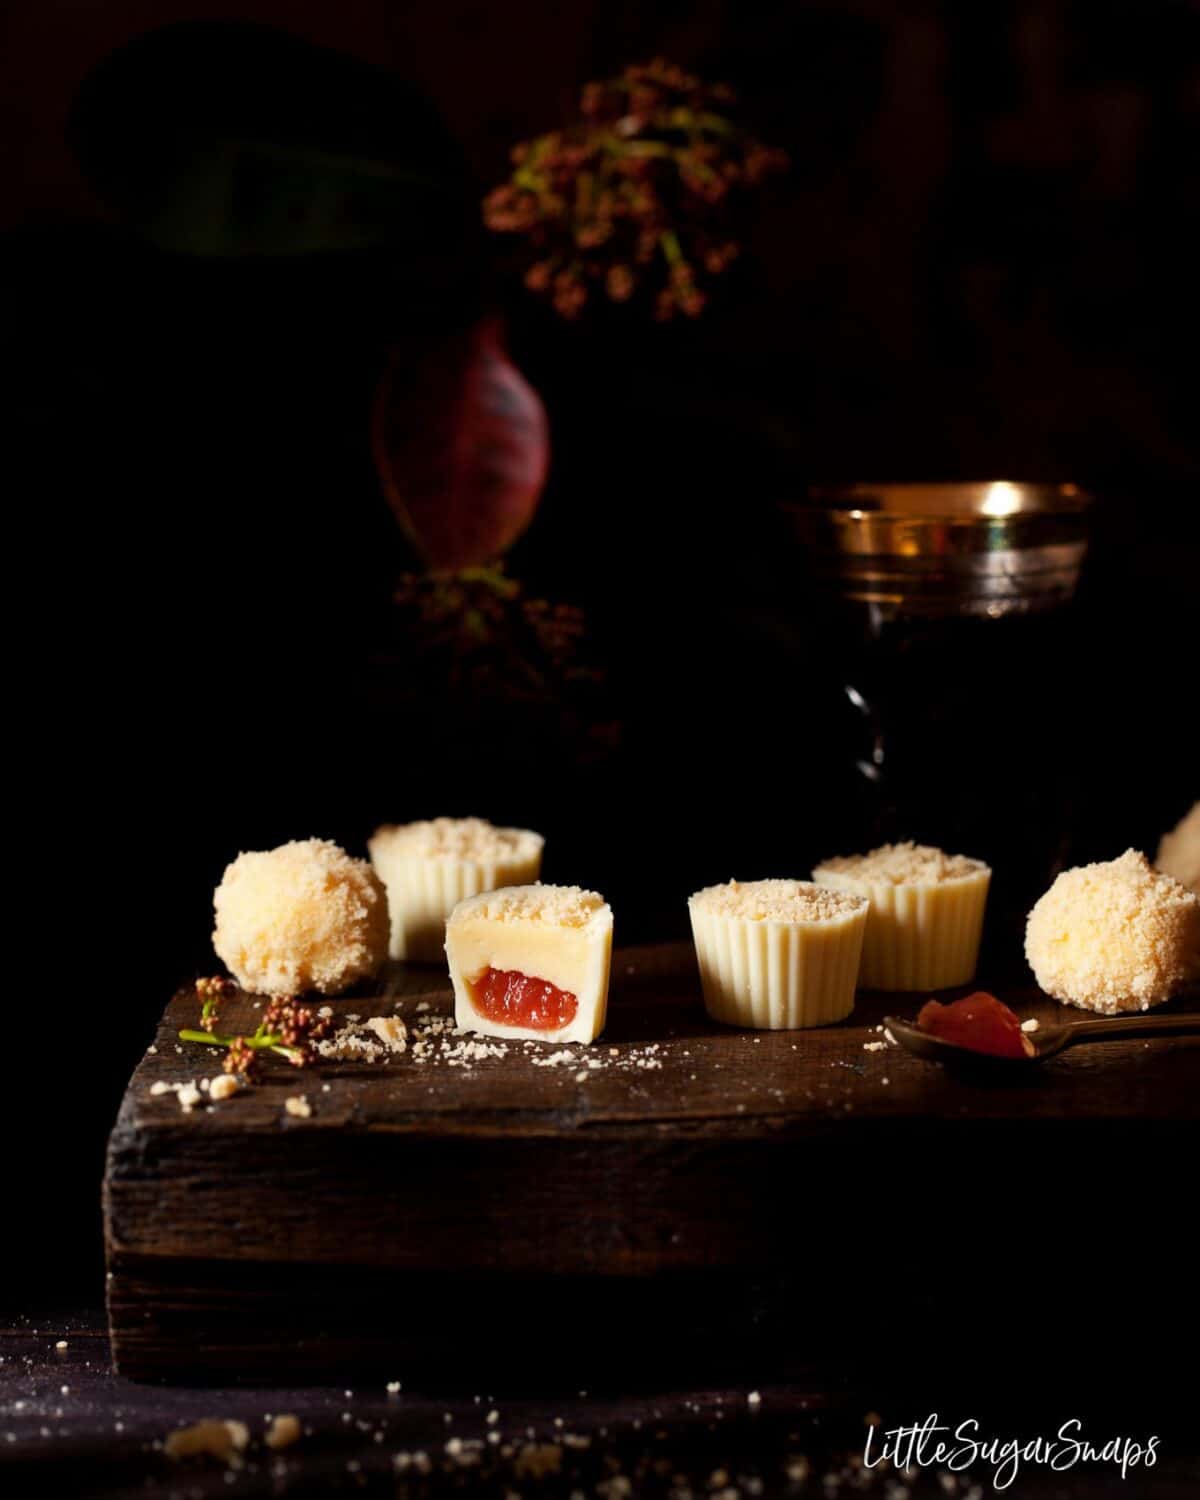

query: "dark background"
left=5, top=0, right=1197, bottom=1307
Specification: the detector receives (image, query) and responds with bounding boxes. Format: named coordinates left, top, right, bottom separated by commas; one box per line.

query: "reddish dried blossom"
left=483, top=57, right=787, bottom=320
left=263, top=996, right=333, bottom=1066
left=224, top=1037, right=257, bottom=1078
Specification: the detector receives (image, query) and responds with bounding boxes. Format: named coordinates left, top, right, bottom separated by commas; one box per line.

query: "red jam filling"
left=917, top=992, right=1035, bottom=1060
left=468, top=967, right=578, bottom=1031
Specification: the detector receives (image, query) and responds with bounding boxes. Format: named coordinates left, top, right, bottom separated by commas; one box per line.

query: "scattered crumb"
left=486, top=1410, right=500, bottom=1425
left=164, top=1419, right=249, bottom=1466
left=264, top=1414, right=301, bottom=1451
left=862, top=1040, right=887, bottom=1052
left=318, top=1014, right=408, bottom=1062
left=515, top=1442, right=563, bottom=1479
left=208, top=1074, right=241, bottom=1102
left=54, top=1341, right=67, bottom=1351
left=747, top=1391, right=762, bottom=1406
left=149, top=1079, right=203, bottom=1113
left=365, top=1016, right=408, bottom=1052
left=393, top=1450, right=433, bottom=1474
left=177, top=1081, right=202, bottom=1113
left=387, top=1382, right=402, bottom=1395
left=1020, top=1017, right=1040, bottom=1033
left=284, top=1095, right=312, bottom=1119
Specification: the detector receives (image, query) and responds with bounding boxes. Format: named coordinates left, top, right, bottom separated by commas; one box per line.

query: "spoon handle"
left=1061, top=1013, right=1200, bottom=1050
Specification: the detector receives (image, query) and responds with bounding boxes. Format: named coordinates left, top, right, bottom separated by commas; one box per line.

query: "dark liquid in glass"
left=832, top=601, right=1082, bottom=981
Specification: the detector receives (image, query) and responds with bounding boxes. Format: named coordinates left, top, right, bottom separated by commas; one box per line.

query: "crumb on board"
left=1021, top=1017, right=1040, bottom=1032
left=284, top=1095, right=312, bottom=1119
left=317, top=1015, right=408, bottom=1062
left=514, top=1442, right=563, bottom=1479
left=164, top=1419, right=249, bottom=1465
left=208, top=1074, right=241, bottom=1102
left=264, top=1414, right=301, bottom=1451
left=149, top=1080, right=203, bottom=1113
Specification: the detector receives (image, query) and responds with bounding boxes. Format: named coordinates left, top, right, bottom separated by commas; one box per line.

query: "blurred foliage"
left=484, top=58, right=787, bottom=321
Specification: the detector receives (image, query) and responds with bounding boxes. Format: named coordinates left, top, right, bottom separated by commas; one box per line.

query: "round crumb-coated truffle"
left=1025, top=849, right=1200, bottom=1013
left=213, top=838, right=389, bottom=996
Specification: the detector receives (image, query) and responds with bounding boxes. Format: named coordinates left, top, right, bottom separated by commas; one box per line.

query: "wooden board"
left=104, top=944, right=1200, bottom=1383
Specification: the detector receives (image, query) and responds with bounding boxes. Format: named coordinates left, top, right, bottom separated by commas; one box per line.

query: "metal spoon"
left=883, top=1010, right=1200, bottom=1069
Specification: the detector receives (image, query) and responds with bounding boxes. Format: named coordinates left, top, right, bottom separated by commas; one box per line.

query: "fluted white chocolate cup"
left=689, top=880, right=869, bottom=1029
left=368, top=821, right=543, bottom=962
left=812, top=862, right=991, bottom=990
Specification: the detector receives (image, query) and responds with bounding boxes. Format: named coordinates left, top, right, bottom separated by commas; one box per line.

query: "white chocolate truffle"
left=813, top=842, right=991, bottom=991
left=445, top=884, right=612, bottom=1044
left=368, top=817, right=544, bottom=962
left=1025, top=849, right=1200, bottom=1013
left=1157, top=802, right=1200, bottom=894
left=689, top=879, right=869, bottom=1030
left=213, top=838, right=389, bottom=996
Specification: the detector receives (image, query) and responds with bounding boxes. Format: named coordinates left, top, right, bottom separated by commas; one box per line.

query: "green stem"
left=659, top=229, right=684, bottom=266
left=178, top=1028, right=285, bottom=1050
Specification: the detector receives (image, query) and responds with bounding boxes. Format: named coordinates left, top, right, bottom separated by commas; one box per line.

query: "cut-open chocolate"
left=446, top=884, right=613, bottom=1044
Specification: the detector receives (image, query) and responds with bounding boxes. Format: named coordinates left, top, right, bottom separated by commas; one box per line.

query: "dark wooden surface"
left=4, top=1312, right=1199, bottom=1498
left=104, top=944, right=1200, bottom=1384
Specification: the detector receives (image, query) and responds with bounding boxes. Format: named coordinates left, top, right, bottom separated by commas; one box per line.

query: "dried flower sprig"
left=483, top=58, right=787, bottom=320
left=179, top=995, right=332, bottom=1081
left=385, top=563, right=619, bottom=764
left=392, top=565, right=597, bottom=686
left=195, top=975, right=236, bottom=1032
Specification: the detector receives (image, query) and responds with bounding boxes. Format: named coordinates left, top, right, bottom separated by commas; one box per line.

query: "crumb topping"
left=688, top=879, right=867, bottom=923
left=814, top=842, right=986, bottom=886
left=369, top=817, right=543, bottom=864
left=449, top=884, right=610, bottom=929
left=1025, top=848, right=1200, bottom=1013
left=212, top=838, right=388, bottom=997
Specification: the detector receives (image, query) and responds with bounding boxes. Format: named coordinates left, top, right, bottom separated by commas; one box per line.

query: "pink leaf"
left=371, top=316, right=549, bottom=569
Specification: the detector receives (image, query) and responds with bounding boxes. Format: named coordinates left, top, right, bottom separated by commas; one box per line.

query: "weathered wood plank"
left=104, top=943, right=1200, bottom=1381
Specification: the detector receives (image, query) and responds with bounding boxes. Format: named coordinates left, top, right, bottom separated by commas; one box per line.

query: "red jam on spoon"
left=468, top=967, right=578, bottom=1031
left=917, top=991, right=1036, bottom=1060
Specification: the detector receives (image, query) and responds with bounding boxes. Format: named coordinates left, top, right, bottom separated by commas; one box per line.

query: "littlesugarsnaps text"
left=863, top=1415, right=1160, bottom=1491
